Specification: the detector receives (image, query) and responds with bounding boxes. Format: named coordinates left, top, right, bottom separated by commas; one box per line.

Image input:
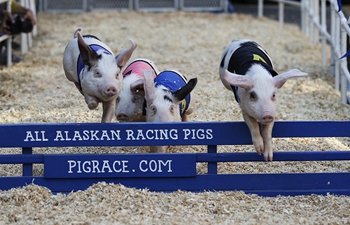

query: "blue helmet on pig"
left=153, top=70, right=191, bottom=118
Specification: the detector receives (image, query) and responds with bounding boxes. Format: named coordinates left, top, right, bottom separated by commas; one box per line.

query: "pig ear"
left=74, top=28, right=82, bottom=38
left=77, top=32, right=99, bottom=68
left=143, top=70, right=156, bottom=103
left=274, top=69, right=308, bottom=89
left=116, top=40, right=137, bottom=68
left=173, top=78, right=198, bottom=102
left=130, top=79, right=145, bottom=96
left=224, top=70, right=254, bottom=90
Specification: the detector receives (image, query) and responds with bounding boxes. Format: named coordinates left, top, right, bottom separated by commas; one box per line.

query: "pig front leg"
left=261, top=122, right=274, bottom=161
left=84, top=94, right=99, bottom=110
left=101, top=100, right=116, bottom=123
left=181, top=113, right=190, bottom=122
left=149, top=146, right=167, bottom=153
left=150, top=146, right=158, bottom=153
left=181, top=98, right=195, bottom=122
left=74, top=82, right=84, bottom=95
left=182, top=108, right=193, bottom=121
left=242, top=113, right=264, bottom=156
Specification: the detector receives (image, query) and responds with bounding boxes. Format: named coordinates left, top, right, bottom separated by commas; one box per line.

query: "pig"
left=115, top=58, right=159, bottom=122
left=219, top=39, right=308, bottom=161
left=63, top=28, right=137, bottom=122
left=143, top=69, right=198, bottom=153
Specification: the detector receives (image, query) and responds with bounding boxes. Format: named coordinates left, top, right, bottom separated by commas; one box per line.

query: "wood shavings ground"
left=0, top=11, right=349, bottom=224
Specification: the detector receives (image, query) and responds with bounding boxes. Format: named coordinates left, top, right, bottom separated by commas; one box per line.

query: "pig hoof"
left=88, top=102, right=98, bottom=110
left=254, top=144, right=264, bottom=155
left=263, top=152, right=273, bottom=161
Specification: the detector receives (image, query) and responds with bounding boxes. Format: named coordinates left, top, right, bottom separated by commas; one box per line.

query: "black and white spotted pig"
left=219, top=39, right=308, bottom=161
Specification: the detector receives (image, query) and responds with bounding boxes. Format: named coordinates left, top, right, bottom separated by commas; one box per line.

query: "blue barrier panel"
left=0, top=121, right=349, bottom=196
left=44, top=154, right=196, bottom=178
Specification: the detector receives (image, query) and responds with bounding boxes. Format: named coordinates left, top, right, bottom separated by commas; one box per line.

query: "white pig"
left=143, top=70, right=198, bottom=153
left=219, top=39, right=308, bottom=161
left=63, top=28, right=137, bottom=122
left=115, top=58, right=159, bottom=122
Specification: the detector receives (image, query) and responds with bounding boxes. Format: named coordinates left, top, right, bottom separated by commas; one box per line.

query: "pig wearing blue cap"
left=143, top=70, right=197, bottom=153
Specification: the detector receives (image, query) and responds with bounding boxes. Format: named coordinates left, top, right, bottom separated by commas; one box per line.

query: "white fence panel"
left=259, top=0, right=350, bottom=104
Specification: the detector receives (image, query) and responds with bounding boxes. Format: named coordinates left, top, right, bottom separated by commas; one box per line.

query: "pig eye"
left=116, top=97, right=120, bottom=103
left=170, top=105, right=175, bottom=114
left=249, top=91, right=257, bottom=101
left=94, top=71, right=102, bottom=78
left=272, top=92, right=277, bottom=101
left=115, top=73, right=120, bottom=78
left=149, top=104, right=157, bottom=115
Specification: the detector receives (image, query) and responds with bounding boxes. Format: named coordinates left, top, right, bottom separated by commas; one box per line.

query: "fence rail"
left=0, top=121, right=349, bottom=196
left=259, top=0, right=350, bottom=104
left=38, top=0, right=226, bottom=12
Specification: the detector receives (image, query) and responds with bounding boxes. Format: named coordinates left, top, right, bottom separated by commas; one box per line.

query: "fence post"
left=207, top=145, right=218, bottom=174
left=301, top=0, right=307, bottom=34
left=334, top=8, right=341, bottom=92
left=22, top=147, right=33, bottom=176
left=321, top=0, right=327, bottom=65
left=305, top=0, right=310, bottom=37
left=278, top=0, right=284, bottom=25
left=315, top=0, right=320, bottom=43
left=258, top=0, right=263, bottom=18
left=341, top=23, right=349, bottom=104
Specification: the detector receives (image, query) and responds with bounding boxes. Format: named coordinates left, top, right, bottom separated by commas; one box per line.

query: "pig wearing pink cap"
left=63, top=28, right=137, bottom=122
left=115, top=58, right=159, bottom=122
left=219, top=39, right=308, bottom=161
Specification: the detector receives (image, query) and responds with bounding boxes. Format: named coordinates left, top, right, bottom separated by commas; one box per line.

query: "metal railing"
left=259, top=0, right=350, bottom=104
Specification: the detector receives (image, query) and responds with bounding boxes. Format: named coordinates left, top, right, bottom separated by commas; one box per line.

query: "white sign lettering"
left=23, top=128, right=213, bottom=142
left=67, top=159, right=172, bottom=174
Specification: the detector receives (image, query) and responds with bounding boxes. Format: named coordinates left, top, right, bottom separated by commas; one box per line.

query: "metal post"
left=341, top=25, right=348, bottom=104
left=301, top=0, right=307, bottom=34
left=330, top=2, right=336, bottom=76
left=305, top=0, right=310, bottom=37
left=321, top=0, right=327, bottom=65
left=258, top=0, right=263, bottom=18
left=278, top=0, right=284, bottom=25
left=335, top=15, right=340, bottom=91
left=313, top=0, right=320, bottom=43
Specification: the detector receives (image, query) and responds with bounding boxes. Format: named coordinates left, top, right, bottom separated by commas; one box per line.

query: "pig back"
left=63, top=38, right=81, bottom=83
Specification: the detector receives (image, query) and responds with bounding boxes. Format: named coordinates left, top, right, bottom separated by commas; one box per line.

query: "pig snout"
left=116, top=112, right=129, bottom=121
left=257, top=108, right=275, bottom=124
left=99, top=84, right=118, bottom=98
left=261, top=113, right=274, bottom=124
left=105, top=85, right=118, bottom=97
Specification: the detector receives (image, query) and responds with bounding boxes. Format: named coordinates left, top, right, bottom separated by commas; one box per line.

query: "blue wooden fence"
left=0, top=121, right=349, bottom=196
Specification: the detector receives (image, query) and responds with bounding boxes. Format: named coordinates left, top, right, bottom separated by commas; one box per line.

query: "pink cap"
left=122, top=59, right=158, bottom=78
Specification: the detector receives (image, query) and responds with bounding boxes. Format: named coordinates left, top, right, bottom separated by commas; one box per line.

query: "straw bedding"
left=0, top=10, right=349, bottom=224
